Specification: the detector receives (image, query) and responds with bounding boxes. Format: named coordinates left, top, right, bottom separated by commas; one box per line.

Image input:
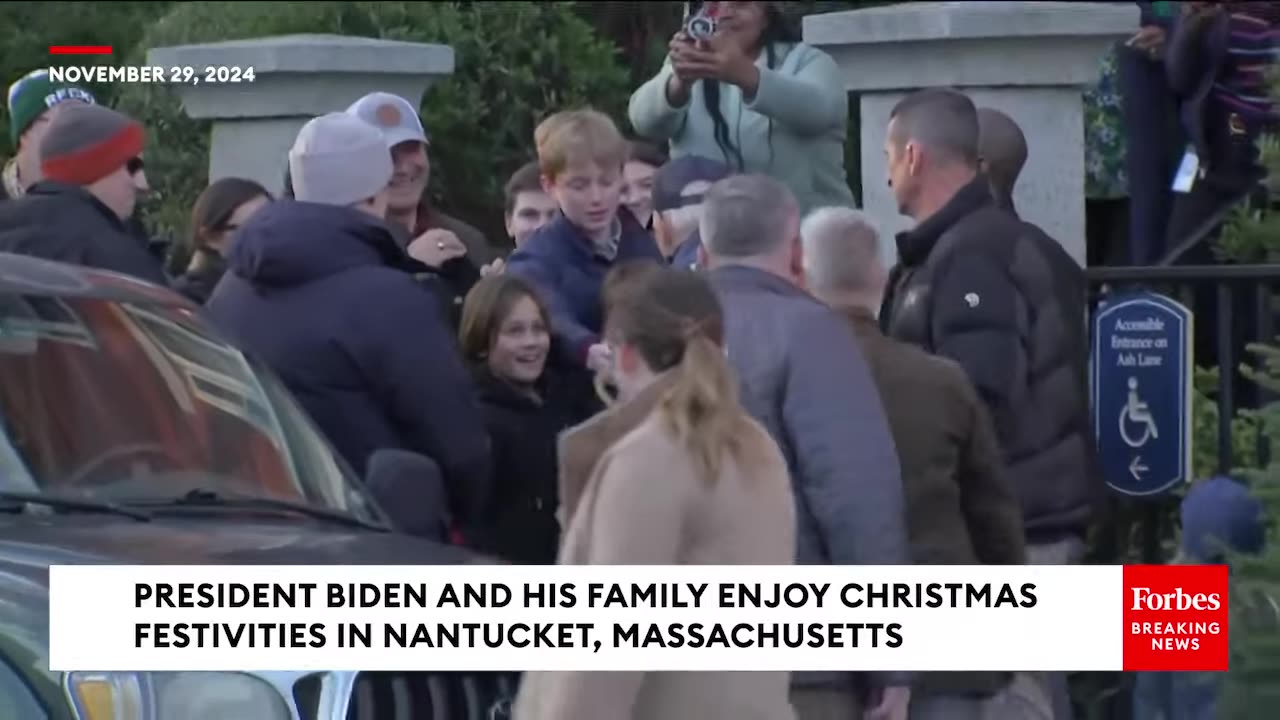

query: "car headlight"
left=154, top=672, right=290, bottom=720
left=65, top=672, right=147, bottom=720
left=66, top=671, right=290, bottom=720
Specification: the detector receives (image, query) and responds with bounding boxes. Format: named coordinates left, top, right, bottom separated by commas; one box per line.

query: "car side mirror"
left=364, top=449, right=450, bottom=542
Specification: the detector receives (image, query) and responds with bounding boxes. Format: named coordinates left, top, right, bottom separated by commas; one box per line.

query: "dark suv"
left=0, top=254, right=511, bottom=719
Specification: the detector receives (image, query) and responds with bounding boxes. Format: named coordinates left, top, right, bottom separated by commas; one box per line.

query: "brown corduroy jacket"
left=841, top=305, right=1027, bottom=697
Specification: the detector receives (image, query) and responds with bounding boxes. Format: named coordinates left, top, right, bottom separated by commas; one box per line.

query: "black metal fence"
left=1087, top=263, right=1280, bottom=475
left=1075, top=263, right=1280, bottom=720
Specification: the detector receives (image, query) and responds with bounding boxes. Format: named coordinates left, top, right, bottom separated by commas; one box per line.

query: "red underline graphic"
left=49, top=46, right=113, bottom=56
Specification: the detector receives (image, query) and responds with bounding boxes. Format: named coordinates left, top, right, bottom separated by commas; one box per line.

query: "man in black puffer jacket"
left=880, top=92, right=1098, bottom=720
left=977, top=106, right=1095, bottom=448
left=879, top=89, right=1097, bottom=561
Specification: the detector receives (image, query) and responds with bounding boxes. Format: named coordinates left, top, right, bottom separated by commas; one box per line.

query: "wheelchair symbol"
left=1119, top=377, right=1158, bottom=448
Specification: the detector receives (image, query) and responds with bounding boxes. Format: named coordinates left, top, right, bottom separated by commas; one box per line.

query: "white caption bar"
left=48, top=564, right=1123, bottom=673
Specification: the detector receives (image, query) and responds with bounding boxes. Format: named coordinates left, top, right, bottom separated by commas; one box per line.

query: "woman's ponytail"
left=605, top=268, right=747, bottom=484
left=660, top=325, right=745, bottom=483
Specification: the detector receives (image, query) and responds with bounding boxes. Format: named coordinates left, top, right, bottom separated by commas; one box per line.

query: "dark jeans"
left=909, top=694, right=986, bottom=720
left=1131, top=671, right=1219, bottom=720
left=790, top=687, right=862, bottom=720
left=1163, top=99, right=1266, bottom=403
left=1117, top=44, right=1185, bottom=266
left=1087, top=198, right=1131, bottom=267
left=1163, top=99, right=1264, bottom=262
left=1027, top=537, right=1086, bottom=720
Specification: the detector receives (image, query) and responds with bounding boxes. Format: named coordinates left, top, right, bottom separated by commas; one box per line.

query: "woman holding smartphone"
left=628, top=1, right=853, bottom=215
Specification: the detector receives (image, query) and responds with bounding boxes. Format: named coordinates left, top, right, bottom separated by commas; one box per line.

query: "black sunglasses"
left=126, top=157, right=144, bottom=175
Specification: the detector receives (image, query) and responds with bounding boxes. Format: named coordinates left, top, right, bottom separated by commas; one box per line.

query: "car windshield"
left=0, top=290, right=380, bottom=524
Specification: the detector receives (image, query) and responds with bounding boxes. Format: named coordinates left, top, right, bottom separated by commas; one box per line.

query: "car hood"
left=0, top=515, right=487, bottom=577
left=0, top=516, right=493, bottom=675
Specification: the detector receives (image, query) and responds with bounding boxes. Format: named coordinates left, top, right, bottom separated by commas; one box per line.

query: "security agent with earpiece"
left=879, top=89, right=1097, bottom=565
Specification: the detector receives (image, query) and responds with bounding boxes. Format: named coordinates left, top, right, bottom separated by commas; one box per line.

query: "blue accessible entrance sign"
left=1091, top=291, right=1194, bottom=497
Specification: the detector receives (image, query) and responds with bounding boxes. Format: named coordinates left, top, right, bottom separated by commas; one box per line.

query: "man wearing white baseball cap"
left=347, top=93, right=499, bottom=310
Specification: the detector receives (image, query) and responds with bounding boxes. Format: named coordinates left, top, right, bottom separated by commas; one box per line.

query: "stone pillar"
left=147, top=35, right=455, bottom=195
left=804, top=1, right=1138, bottom=267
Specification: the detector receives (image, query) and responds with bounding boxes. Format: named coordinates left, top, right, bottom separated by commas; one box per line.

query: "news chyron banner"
left=48, top=565, right=1228, bottom=673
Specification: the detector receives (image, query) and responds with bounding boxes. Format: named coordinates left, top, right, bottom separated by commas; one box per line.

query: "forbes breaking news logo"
left=1123, top=565, right=1229, bottom=671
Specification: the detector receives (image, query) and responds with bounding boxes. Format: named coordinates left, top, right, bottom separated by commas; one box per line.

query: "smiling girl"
left=458, top=275, right=597, bottom=563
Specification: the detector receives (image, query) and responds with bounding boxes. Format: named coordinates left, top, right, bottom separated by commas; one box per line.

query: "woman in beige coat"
left=514, top=268, right=797, bottom=720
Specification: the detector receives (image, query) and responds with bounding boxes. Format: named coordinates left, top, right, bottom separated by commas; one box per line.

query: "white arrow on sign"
left=1129, top=456, right=1149, bottom=481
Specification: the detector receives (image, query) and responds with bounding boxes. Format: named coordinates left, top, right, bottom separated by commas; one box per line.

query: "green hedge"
left=116, top=1, right=630, bottom=252
left=1194, top=365, right=1262, bottom=479
left=1218, top=346, right=1280, bottom=714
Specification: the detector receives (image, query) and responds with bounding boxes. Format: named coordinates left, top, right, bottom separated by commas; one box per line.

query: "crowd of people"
left=0, top=1, right=1272, bottom=719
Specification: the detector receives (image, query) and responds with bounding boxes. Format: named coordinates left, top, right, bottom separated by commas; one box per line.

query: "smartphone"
left=682, top=1, right=715, bottom=47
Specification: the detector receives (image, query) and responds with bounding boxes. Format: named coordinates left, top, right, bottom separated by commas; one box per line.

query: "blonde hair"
left=606, top=268, right=750, bottom=482
left=535, top=108, right=628, bottom=181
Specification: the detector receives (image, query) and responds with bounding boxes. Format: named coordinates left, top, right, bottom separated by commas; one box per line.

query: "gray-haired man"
left=698, top=174, right=912, bottom=720
left=801, top=206, right=1029, bottom=720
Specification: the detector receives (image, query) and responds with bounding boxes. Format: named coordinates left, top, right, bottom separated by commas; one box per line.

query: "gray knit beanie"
left=288, top=113, right=392, bottom=207
left=40, top=103, right=144, bottom=185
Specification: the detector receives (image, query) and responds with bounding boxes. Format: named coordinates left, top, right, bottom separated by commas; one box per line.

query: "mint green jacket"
left=628, top=42, right=854, bottom=214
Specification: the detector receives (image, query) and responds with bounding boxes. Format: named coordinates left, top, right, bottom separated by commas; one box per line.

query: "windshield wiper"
left=131, top=489, right=390, bottom=533
left=0, top=491, right=152, bottom=522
